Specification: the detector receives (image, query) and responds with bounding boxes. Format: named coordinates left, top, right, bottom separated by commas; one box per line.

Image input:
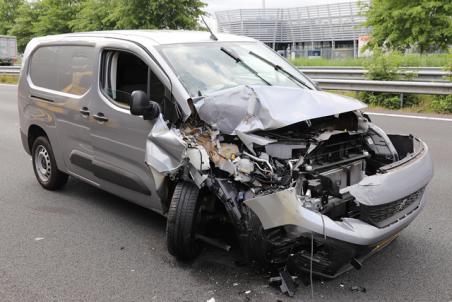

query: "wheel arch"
left=28, top=124, right=48, bottom=153
left=26, top=124, right=67, bottom=174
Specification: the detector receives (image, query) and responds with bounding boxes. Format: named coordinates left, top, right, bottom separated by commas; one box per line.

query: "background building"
left=215, top=1, right=370, bottom=58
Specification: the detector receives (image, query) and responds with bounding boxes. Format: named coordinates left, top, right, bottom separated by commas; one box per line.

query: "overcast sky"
left=205, top=0, right=349, bottom=15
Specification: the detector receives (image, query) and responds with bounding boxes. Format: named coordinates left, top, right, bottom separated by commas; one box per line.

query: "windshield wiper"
left=248, top=51, right=312, bottom=90
left=220, top=47, right=271, bottom=86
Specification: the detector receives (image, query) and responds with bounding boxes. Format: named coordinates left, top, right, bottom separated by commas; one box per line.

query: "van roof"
left=35, top=30, right=257, bottom=45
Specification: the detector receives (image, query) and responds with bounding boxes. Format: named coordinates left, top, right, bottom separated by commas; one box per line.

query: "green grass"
left=0, top=74, right=19, bottom=84
left=291, top=53, right=451, bottom=67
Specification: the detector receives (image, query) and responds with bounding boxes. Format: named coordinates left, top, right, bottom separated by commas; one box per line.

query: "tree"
left=8, top=2, right=42, bottom=52
left=32, top=0, right=81, bottom=37
left=9, top=0, right=80, bottom=52
left=0, top=0, right=23, bottom=35
left=109, top=0, right=206, bottom=30
left=4, top=0, right=206, bottom=53
left=364, top=0, right=452, bottom=53
left=70, top=0, right=117, bottom=32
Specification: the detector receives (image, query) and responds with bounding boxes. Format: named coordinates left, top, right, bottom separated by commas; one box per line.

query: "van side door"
left=89, top=41, right=172, bottom=212
left=27, top=44, right=98, bottom=185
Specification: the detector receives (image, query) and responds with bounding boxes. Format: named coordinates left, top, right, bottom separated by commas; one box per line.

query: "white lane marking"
left=0, top=83, right=18, bottom=87
left=366, top=112, right=452, bottom=122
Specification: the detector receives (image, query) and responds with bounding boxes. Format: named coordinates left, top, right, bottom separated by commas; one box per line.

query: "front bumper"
left=244, top=139, right=433, bottom=276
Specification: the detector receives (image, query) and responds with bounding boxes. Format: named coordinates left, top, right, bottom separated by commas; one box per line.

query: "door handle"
left=93, top=113, right=109, bottom=122
left=79, top=107, right=90, bottom=117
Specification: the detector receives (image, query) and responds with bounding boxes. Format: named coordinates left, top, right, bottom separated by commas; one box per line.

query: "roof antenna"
left=201, top=16, right=218, bottom=41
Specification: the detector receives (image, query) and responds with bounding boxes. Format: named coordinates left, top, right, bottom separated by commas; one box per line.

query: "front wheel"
left=31, top=136, right=68, bottom=190
left=166, top=182, right=202, bottom=261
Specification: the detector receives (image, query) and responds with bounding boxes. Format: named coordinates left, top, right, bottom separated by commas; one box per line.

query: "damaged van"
left=18, top=31, right=433, bottom=278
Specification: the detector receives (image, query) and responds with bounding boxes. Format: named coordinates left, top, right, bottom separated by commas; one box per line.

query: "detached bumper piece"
left=279, top=235, right=372, bottom=279
left=360, top=187, right=426, bottom=228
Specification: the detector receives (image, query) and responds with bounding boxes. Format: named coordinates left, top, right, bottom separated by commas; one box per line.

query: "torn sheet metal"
left=343, top=141, right=433, bottom=206
left=244, top=185, right=429, bottom=245
left=195, top=133, right=237, bottom=175
left=194, top=85, right=367, bottom=135
left=186, top=146, right=210, bottom=171
left=236, top=131, right=277, bottom=154
left=244, top=187, right=311, bottom=231
left=145, top=114, right=187, bottom=173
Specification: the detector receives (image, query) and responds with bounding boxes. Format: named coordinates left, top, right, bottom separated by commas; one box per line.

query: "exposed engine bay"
left=182, top=110, right=374, bottom=220
left=146, top=85, right=432, bottom=279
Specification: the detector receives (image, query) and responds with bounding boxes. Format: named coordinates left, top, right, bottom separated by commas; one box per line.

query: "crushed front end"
left=147, top=85, right=433, bottom=278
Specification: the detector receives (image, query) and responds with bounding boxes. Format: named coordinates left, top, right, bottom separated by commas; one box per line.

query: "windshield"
left=158, top=42, right=315, bottom=97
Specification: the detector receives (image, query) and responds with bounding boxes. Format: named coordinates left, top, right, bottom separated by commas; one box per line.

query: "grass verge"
left=0, top=75, right=19, bottom=84
left=291, top=53, right=451, bottom=67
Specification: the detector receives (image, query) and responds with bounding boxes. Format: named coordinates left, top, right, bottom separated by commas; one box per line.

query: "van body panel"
left=26, top=43, right=98, bottom=183
left=86, top=38, right=176, bottom=212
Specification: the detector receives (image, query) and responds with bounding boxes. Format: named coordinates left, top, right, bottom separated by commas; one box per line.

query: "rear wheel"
left=31, top=136, right=68, bottom=190
left=166, top=182, right=202, bottom=261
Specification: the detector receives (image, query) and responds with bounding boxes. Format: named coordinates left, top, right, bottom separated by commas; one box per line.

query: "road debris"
left=350, top=285, right=367, bottom=293
left=269, top=271, right=298, bottom=297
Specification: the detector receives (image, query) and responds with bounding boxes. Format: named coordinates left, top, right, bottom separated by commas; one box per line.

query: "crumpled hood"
left=193, top=85, right=367, bottom=135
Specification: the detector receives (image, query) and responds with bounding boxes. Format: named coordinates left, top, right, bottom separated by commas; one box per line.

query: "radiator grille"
left=360, top=187, right=425, bottom=228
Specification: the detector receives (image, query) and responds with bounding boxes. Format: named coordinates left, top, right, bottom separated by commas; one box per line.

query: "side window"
left=29, top=46, right=94, bottom=96
left=100, top=50, right=165, bottom=108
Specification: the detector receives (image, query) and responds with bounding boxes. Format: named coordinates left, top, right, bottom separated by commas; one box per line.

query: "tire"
left=166, top=181, right=202, bottom=261
left=247, top=210, right=271, bottom=264
left=31, top=136, right=68, bottom=190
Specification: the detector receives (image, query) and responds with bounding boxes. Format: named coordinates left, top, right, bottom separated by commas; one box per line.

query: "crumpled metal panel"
left=194, top=85, right=367, bottom=135
left=343, top=141, right=433, bottom=206
left=145, top=114, right=187, bottom=173
left=244, top=186, right=429, bottom=246
left=244, top=139, right=433, bottom=245
left=236, top=131, right=277, bottom=154
left=244, top=188, right=311, bottom=231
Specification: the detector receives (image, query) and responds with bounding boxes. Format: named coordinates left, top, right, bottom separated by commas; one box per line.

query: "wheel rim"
left=34, top=145, right=51, bottom=182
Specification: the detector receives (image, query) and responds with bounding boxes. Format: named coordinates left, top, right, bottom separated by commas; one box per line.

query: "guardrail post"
left=400, top=93, right=404, bottom=108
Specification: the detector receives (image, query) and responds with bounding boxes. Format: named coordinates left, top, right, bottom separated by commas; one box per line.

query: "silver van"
left=18, top=30, right=433, bottom=278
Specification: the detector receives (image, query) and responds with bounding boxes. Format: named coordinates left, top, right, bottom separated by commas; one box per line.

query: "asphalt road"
left=1, top=84, right=451, bottom=302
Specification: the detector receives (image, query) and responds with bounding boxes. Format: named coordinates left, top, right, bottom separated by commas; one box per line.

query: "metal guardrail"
left=299, top=67, right=450, bottom=82
left=299, top=66, right=444, bottom=71
left=316, top=78, right=452, bottom=95
left=1, top=66, right=451, bottom=95
left=0, top=65, right=20, bottom=74
left=2, top=65, right=449, bottom=77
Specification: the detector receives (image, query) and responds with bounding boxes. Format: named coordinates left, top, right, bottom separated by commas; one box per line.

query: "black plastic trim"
left=70, top=151, right=93, bottom=171
left=30, top=95, right=54, bottom=103
left=92, top=160, right=151, bottom=195
left=70, top=152, right=151, bottom=195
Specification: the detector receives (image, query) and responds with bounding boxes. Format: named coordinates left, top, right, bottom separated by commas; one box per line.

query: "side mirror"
left=130, top=90, right=160, bottom=120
